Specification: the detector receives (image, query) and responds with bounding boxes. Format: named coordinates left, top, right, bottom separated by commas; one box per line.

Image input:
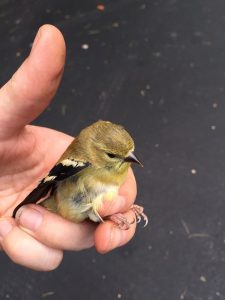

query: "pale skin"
left=0, top=25, right=137, bottom=271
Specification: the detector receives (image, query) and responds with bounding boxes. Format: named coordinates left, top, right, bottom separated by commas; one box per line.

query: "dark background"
left=1, top=0, right=225, bottom=299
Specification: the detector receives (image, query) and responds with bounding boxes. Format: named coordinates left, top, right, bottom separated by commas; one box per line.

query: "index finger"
left=15, top=205, right=96, bottom=251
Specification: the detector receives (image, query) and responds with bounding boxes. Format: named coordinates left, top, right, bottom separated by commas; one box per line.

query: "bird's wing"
left=12, top=158, right=90, bottom=218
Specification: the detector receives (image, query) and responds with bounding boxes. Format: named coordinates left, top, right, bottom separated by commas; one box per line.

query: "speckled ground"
left=1, top=1, right=225, bottom=299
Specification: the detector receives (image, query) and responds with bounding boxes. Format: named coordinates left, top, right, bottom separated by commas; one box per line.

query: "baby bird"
left=13, top=121, right=147, bottom=229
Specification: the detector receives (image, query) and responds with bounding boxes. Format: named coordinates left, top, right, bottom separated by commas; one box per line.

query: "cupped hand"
left=0, top=25, right=137, bottom=271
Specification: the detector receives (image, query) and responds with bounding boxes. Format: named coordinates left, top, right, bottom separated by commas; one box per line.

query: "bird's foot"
left=108, top=204, right=148, bottom=230
left=131, top=204, right=148, bottom=227
left=108, top=213, right=134, bottom=230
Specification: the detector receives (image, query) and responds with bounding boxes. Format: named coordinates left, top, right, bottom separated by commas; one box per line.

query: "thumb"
left=0, top=24, right=66, bottom=139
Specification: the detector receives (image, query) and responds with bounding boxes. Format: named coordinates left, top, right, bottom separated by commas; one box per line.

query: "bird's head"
left=77, top=120, right=142, bottom=169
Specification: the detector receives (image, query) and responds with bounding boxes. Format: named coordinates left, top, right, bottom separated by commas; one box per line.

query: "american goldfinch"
left=13, top=120, right=148, bottom=229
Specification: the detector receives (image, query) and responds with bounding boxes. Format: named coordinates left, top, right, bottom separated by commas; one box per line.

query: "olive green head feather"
left=62, top=120, right=140, bottom=168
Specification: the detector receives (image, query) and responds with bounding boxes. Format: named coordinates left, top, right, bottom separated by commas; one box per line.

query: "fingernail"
left=17, top=207, right=43, bottom=231
left=0, top=219, right=13, bottom=238
left=31, top=27, right=42, bottom=50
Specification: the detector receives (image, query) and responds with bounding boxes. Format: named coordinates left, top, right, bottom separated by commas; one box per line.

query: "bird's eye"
left=107, top=153, right=116, bottom=159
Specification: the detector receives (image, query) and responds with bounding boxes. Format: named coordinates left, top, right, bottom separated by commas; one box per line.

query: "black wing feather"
left=12, top=181, right=55, bottom=218
left=48, top=163, right=82, bottom=181
left=12, top=159, right=90, bottom=218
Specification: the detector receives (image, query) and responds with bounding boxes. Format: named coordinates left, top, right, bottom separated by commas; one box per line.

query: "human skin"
left=0, top=25, right=137, bottom=271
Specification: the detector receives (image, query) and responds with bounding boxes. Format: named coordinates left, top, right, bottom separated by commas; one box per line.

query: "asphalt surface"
left=1, top=0, right=225, bottom=299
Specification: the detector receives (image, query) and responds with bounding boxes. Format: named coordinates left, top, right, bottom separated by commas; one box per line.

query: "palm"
left=0, top=126, right=73, bottom=217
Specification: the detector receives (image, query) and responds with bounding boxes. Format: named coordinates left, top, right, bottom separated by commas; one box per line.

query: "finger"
left=95, top=209, right=136, bottom=253
left=99, top=168, right=137, bottom=217
left=0, top=217, right=63, bottom=271
left=0, top=24, right=66, bottom=138
left=15, top=205, right=95, bottom=251
left=119, top=168, right=137, bottom=203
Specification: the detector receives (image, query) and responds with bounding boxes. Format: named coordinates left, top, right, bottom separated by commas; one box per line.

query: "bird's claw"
left=131, top=204, right=148, bottom=227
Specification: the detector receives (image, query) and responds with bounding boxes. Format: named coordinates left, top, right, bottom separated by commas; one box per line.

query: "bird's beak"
left=124, top=152, right=143, bottom=167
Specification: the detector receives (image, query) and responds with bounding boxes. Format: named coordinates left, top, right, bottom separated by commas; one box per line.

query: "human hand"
left=0, top=25, right=137, bottom=271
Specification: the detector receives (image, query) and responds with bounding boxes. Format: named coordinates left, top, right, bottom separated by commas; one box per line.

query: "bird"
left=13, top=120, right=148, bottom=229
